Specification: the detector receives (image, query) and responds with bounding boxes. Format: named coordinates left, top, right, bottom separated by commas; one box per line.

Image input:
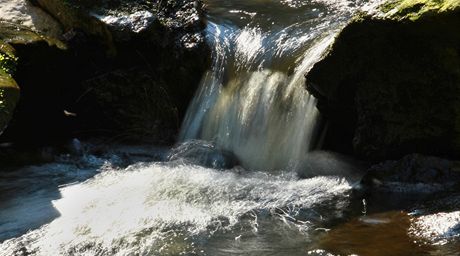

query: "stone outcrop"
left=306, top=0, right=460, bottom=160
left=0, top=0, right=63, bottom=38
left=0, top=0, right=209, bottom=146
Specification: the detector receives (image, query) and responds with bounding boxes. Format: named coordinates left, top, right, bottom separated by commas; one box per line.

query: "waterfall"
left=0, top=2, right=390, bottom=256
left=179, top=0, right=356, bottom=171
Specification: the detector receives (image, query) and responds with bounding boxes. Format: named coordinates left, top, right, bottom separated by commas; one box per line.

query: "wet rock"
left=168, top=140, right=239, bottom=169
left=361, top=154, right=460, bottom=192
left=34, top=0, right=206, bottom=53
left=306, top=0, right=460, bottom=160
left=410, top=211, right=460, bottom=247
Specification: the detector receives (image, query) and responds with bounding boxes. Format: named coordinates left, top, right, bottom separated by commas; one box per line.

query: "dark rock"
left=0, top=0, right=210, bottom=146
left=306, top=0, right=460, bottom=160
left=34, top=0, right=207, bottom=54
left=361, top=154, right=460, bottom=192
left=78, top=68, right=180, bottom=143
left=298, top=150, right=368, bottom=180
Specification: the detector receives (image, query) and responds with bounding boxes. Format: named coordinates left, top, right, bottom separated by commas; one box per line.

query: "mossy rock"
left=306, top=0, right=460, bottom=160
left=0, top=41, right=19, bottom=134
left=0, top=20, right=67, bottom=140
left=381, top=0, right=460, bottom=20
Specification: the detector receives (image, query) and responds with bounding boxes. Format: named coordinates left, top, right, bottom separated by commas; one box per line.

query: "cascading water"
left=0, top=1, right=398, bottom=256
left=179, top=0, right=355, bottom=171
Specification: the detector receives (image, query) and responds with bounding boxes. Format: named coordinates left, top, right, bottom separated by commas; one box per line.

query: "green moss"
left=382, top=0, right=460, bottom=20
left=0, top=69, right=19, bottom=133
left=0, top=52, right=18, bottom=75
left=0, top=40, right=19, bottom=133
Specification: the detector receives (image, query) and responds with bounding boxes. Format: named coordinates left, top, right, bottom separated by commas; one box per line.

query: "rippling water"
left=0, top=146, right=353, bottom=255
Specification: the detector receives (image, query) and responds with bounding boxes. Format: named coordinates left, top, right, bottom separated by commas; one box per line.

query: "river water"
left=1, top=0, right=460, bottom=255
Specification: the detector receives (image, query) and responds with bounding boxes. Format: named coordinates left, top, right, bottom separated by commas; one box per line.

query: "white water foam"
left=0, top=162, right=351, bottom=255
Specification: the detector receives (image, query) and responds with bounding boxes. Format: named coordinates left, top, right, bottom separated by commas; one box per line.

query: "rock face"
left=0, top=0, right=63, bottom=38
left=306, top=0, right=460, bottom=160
left=0, top=0, right=209, bottom=145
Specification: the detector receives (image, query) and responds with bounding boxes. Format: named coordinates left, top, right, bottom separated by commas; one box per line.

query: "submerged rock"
left=361, top=154, right=460, bottom=193
left=306, top=0, right=460, bottom=160
left=168, top=140, right=239, bottom=169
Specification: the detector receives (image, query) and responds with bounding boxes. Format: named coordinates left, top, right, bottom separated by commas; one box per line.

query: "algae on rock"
left=0, top=41, right=19, bottom=134
left=306, top=0, right=460, bottom=160
left=381, top=0, right=460, bottom=20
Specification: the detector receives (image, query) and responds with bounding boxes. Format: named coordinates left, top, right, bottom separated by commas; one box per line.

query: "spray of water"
left=179, top=0, right=366, bottom=171
left=0, top=161, right=351, bottom=255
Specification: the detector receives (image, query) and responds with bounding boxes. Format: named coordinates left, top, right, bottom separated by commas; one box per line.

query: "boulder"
left=0, top=0, right=65, bottom=134
left=34, top=0, right=206, bottom=54
left=0, top=41, right=19, bottom=134
left=0, top=18, right=64, bottom=135
left=361, top=154, right=460, bottom=192
left=306, top=0, right=460, bottom=160
left=0, top=0, right=209, bottom=145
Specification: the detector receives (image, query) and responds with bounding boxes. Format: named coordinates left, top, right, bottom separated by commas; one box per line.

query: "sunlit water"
left=1, top=0, right=460, bottom=255
left=179, top=0, right=367, bottom=171
left=0, top=148, right=353, bottom=255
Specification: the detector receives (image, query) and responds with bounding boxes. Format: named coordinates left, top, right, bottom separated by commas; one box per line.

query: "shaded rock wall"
left=0, top=0, right=209, bottom=146
left=307, top=0, right=460, bottom=160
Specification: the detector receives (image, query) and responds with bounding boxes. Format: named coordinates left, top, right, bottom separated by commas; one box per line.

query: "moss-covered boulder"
left=0, top=41, right=19, bottom=134
left=306, top=0, right=460, bottom=160
left=0, top=13, right=65, bottom=135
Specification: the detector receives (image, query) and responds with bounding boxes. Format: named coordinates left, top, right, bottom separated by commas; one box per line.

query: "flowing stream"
left=180, top=0, right=358, bottom=171
left=1, top=0, right=460, bottom=255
